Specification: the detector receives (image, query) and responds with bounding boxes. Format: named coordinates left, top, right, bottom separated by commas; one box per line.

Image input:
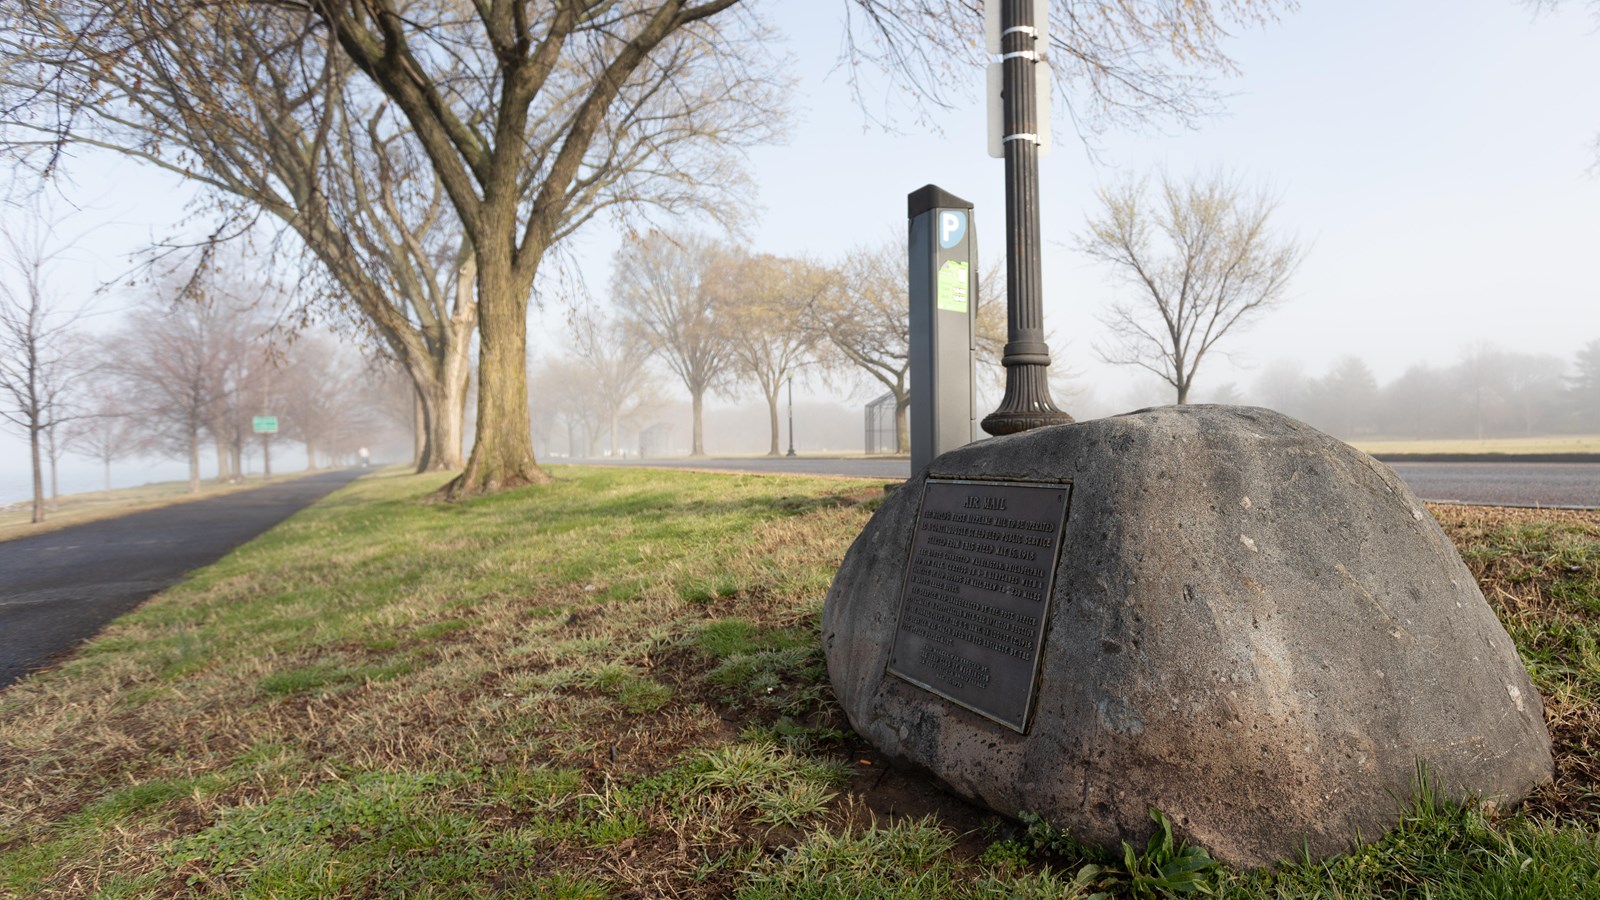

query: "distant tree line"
left=1224, top=342, right=1600, bottom=441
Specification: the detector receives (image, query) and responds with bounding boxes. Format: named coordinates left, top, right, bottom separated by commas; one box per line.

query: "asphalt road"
left=1384, top=461, right=1600, bottom=509
left=0, top=468, right=366, bottom=690
left=570, top=456, right=1600, bottom=509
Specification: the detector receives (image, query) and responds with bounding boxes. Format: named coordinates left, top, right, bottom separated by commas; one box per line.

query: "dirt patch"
left=839, top=745, right=999, bottom=857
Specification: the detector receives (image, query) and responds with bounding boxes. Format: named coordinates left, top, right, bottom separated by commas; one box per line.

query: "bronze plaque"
left=887, top=478, right=1072, bottom=732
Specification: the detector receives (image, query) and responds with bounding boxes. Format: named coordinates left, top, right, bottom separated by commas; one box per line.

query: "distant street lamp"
left=981, top=0, right=1073, bottom=436
left=786, top=376, right=797, bottom=457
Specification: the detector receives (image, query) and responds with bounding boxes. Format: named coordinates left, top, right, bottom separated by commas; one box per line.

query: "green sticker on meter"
left=936, top=260, right=969, bottom=313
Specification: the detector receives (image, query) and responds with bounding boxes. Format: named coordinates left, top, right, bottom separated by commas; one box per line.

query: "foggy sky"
left=5, top=0, right=1599, bottom=501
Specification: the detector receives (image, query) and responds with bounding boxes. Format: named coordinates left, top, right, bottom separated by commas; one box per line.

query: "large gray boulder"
left=822, top=405, right=1552, bottom=867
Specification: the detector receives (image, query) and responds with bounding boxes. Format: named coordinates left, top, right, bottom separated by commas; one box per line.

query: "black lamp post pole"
left=786, top=375, right=797, bottom=457
left=982, top=0, right=1072, bottom=436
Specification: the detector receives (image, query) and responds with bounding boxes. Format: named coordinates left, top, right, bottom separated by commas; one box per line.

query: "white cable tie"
left=1001, top=25, right=1037, bottom=39
left=1000, top=50, right=1040, bottom=62
left=1003, top=133, right=1041, bottom=145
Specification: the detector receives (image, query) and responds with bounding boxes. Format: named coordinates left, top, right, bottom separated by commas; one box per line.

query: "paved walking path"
left=0, top=469, right=365, bottom=689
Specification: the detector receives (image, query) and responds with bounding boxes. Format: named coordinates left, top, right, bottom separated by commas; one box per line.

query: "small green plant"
left=980, top=837, right=1034, bottom=869
left=1013, top=810, right=1105, bottom=862
left=1077, top=809, right=1219, bottom=899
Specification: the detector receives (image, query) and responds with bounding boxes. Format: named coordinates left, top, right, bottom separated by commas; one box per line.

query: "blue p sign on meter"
left=938, top=210, right=967, bottom=249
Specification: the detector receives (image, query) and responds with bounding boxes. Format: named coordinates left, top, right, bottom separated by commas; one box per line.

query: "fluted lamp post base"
left=981, top=356, right=1073, bottom=436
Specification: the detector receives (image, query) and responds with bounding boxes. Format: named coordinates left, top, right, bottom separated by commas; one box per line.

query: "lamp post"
left=786, top=375, right=797, bottom=457
left=981, top=0, right=1072, bottom=436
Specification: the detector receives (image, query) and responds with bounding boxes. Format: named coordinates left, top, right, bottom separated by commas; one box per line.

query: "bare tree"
left=1081, top=171, right=1303, bottom=404
left=199, top=283, right=276, bottom=482
left=1571, top=338, right=1600, bottom=432
left=614, top=233, right=734, bottom=457
left=292, top=1, right=785, bottom=493
left=1308, top=356, right=1379, bottom=439
left=572, top=312, right=655, bottom=458
left=41, top=389, right=79, bottom=507
left=807, top=239, right=911, bottom=451
left=1379, top=364, right=1450, bottom=440
left=318, top=98, right=479, bottom=473
left=973, top=262, right=1009, bottom=382
left=361, top=356, right=429, bottom=466
left=0, top=215, right=93, bottom=523
left=276, top=333, right=376, bottom=470
left=65, top=386, right=138, bottom=496
left=716, top=253, right=826, bottom=456
left=529, top=355, right=607, bottom=458
left=1252, top=359, right=1310, bottom=419
left=0, top=4, right=486, bottom=476
left=1453, top=343, right=1508, bottom=442
left=1498, top=352, right=1567, bottom=437
left=3, top=1, right=1295, bottom=497
left=1447, top=344, right=1568, bottom=440
left=111, top=277, right=263, bottom=493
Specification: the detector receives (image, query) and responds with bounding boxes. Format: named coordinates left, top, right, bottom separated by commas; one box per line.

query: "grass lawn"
left=1, top=467, right=1596, bottom=898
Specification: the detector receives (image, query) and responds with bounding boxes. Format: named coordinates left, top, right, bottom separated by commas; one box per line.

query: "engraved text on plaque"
left=887, top=478, right=1072, bottom=731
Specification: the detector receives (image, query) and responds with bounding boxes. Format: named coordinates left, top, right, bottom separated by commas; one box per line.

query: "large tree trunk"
left=691, top=389, right=705, bottom=457
left=406, top=253, right=476, bottom=473
left=765, top=384, right=781, bottom=456
left=443, top=251, right=547, bottom=497
left=413, top=356, right=469, bottom=472
left=104, top=456, right=112, bottom=496
left=305, top=441, right=317, bottom=471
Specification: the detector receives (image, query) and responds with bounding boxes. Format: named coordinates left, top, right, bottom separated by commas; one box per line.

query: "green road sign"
left=253, top=416, right=278, bottom=434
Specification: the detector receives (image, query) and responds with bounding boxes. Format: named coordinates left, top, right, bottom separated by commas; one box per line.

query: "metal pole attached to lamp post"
left=786, top=376, right=797, bottom=457
left=981, top=0, right=1072, bottom=436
